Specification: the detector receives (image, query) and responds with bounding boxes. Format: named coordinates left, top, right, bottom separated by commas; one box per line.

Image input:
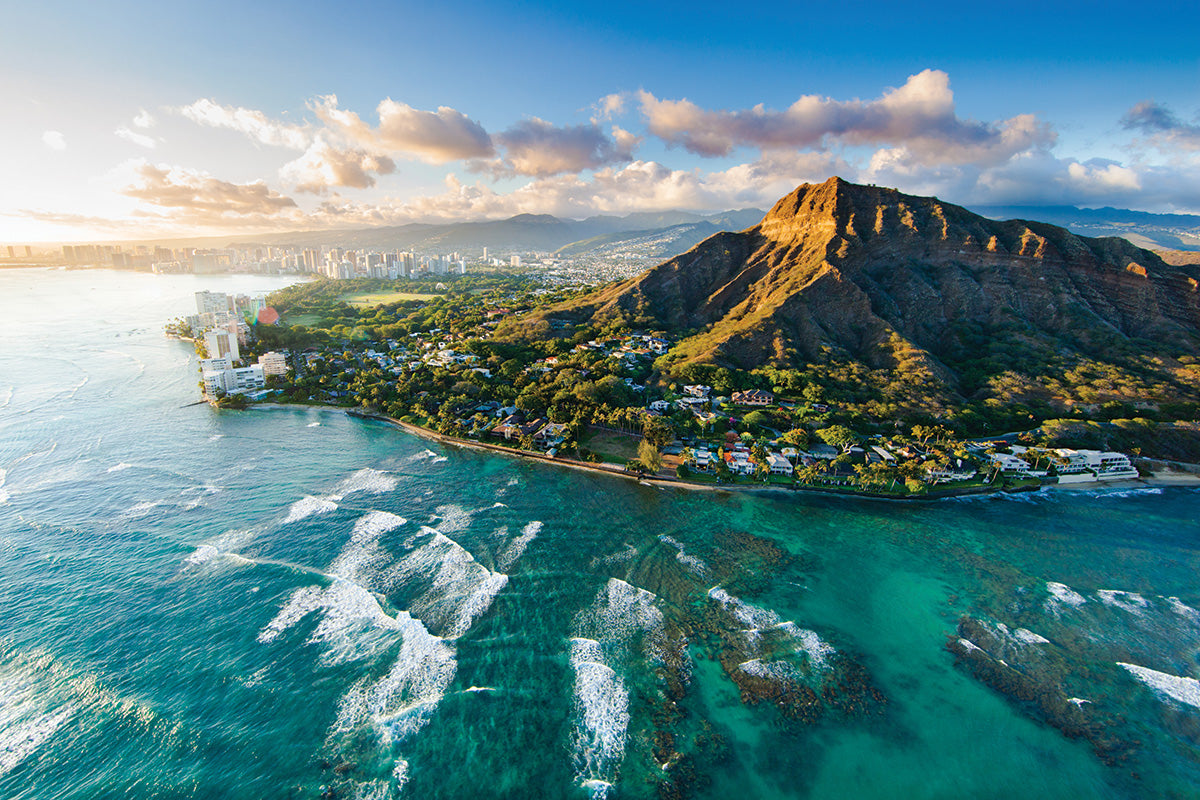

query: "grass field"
left=582, top=427, right=641, bottom=464
left=280, top=312, right=321, bottom=327
left=343, top=291, right=440, bottom=307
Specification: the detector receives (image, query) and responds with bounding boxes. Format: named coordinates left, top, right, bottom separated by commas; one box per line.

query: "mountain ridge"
left=510, top=177, right=1200, bottom=409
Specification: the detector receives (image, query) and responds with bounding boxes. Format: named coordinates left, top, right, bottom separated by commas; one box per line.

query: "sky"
left=2, top=0, right=1199, bottom=243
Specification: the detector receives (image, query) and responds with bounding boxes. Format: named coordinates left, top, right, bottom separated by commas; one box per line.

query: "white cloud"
left=637, top=70, right=1055, bottom=167
left=179, top=98, right=310, bottom=149
left=120, top=160, right=299, bottom=228
left=312, top=94, right=494, bottom=163
left=1122, top=100, right=1200, bottom=154
left=133, top=109, right=155, bottom=128
left=115, top=127, right=156, bottom=148
left=280, top=136, right=396, bottom=193
left=42, top=130, right=66, bottom=151
left=485, top=118, right=638, bottom=177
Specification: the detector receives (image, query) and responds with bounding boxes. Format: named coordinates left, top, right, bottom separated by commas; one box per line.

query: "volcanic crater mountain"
left=522, top=177, right=1200, bottom=399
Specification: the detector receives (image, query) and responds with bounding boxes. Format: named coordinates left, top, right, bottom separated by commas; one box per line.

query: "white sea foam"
left=258, top=585, right=326, bottom=643
left=658, top=535, right=708, bottom=577
left=208, top=434, right=223, bottom=441
left=307, top=422, right=321, bottom=428
left=0, top=675, right=76, bottom=779
left=186, top=527, right=256, bottom=568
left=1097, top=589, right=1149, bottom=614
left=122, top=500, right=160, bottom=518
left=739, top=658, right=801, bottom=682
left=708, top=587, right=836, bottom=669
left=775, top=622, right=836, bottom=669
left=497, top=521, right=541, bottom=571
left=332, top=611, right=457, bottom=744
left=958, top=638, right=983, bottom=653
left=1045, top=581, right=1087, bottom=611
left=409, top=449, right=439, bottom=462
left=330, top=468, right=398, bottom=501
left=283, top=496, right=338, bottom=524
left=0, top=651, right=80, bottom=779
left=328, top=511, right=407, bottom=581
left=106, top=462, right=133, bottom=473
left=507, top=478, right=519, bottom=487
left=1165, top=596, right=1200, bottom=621
left=1067, top=697, right=1091, bottom=707
left=569, top=637, right=630, bottom=794
left=309, top=580, right=406, bottom=665
left=388, top=529, right=508, bottom=639
left=1012, top=627, right=1050, bottom=645
left=185, top=545, right=221, bottom=566
left=430, top=504, right=474, bottom=535
left=431, top=456, right=448, bottom=464
left=581, top=579, right=665, bottom=661
left=0, top=468, right=8, bottom=505
left=1093, top=487, right=1162, bottom=499
left=1118, top=662, right=1200, bottom=709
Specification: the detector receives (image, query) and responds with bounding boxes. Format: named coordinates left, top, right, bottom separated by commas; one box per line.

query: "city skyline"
left=3, top=0, right=1199, bottom=242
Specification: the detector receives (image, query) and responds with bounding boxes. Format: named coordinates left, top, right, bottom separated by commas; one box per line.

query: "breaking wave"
left=658, top=535, right=708, bottom=577
left=1118, top=662, right=1200, bottom=709
left=330, top=468, right=398, bottom=501
left=708, top=586, right=835, bottom=670
left=569, top=637, right=629, bottom=798
left=497, top=521, right=541, bottom=571
left=283, top=496, right=339, bottom=524
left=385, top=528, right=509, bottom=640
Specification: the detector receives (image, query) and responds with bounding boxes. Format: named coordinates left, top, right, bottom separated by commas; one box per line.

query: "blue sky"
left=3, top=0, right=1198, bottom=241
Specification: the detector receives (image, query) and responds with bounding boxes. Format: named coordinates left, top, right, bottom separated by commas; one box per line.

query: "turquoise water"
left=1, top=268, right=1198, bottom=799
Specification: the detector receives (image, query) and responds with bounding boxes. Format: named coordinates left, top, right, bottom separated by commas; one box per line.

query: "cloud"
left=280, top=137, right=396, bottom=193
left=1121, top=100, right=1200, bottom=153
left=637, top=70, right=1055, bottom=166
left=312, top=95, right=494, bottom=163
left=120, top=161, right=298, bottom=226
left=115, top=127, right=156, bottom=148
left=303, top=151, right=850, bottom=227
left=179, top=98, right=310, bottom=149
left=592, top=93, right=626, bottom=121
left=486, top=118, right=638, bottom=177
left=133, top=109, right=155, bottom=128
left=42, top=130, right=66, bottom=150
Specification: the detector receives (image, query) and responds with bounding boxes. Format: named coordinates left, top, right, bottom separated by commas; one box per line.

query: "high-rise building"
left=510, top=255, right=521, bottom=267
left=195, top=291, right=233, bottom=316
left=257, top=351, right=289, bottom=376
left=204, top=328, right=240, bottom=362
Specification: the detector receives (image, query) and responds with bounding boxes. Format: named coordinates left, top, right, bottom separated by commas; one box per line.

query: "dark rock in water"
left=949, top=617, right=1137, bottom=766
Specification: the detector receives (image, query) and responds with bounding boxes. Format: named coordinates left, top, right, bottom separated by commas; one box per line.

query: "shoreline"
left=228, top=402, right=1200, bottom=500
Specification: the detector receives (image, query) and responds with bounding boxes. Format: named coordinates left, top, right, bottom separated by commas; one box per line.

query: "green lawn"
left=582, top=427, right=641, bottom=463
left=280, top=312, right=321, bottom=327
left=342, top=291, right=440, bottom=307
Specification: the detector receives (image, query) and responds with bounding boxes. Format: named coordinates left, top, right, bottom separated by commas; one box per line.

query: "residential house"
left=731, top=389, right=774, bottom=406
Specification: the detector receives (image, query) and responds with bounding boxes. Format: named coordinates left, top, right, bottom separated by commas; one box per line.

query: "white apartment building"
left=202, top=365, right=265, bottom=396
left=1053, top=449, right=1138, bottom=480
left=204, top=328, right=240, bottom=362
left=195, top=290, right=233, bottom=316
left=257, top=351, right=288, bottom=376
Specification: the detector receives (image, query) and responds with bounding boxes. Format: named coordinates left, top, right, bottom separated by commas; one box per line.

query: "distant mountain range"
left=971, top=205, right=1200, bottom=252
left=118, top=200, right=1200, bottom=261
left=212, top=208, right=767, bottom=256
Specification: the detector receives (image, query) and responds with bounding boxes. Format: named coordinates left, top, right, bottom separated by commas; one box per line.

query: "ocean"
left=1, top=268, right=1198, bottom=799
